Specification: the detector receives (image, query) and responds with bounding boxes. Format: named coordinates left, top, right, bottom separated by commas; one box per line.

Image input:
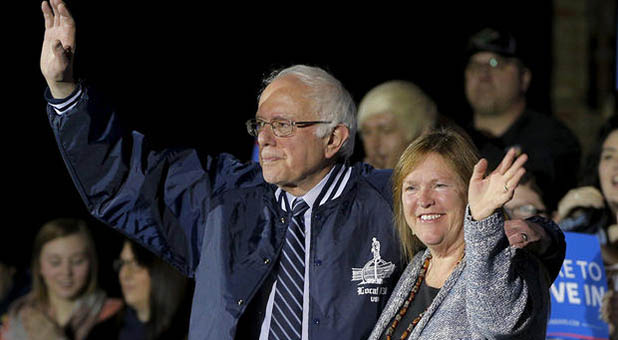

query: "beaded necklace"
left=384, top=255, right=432, bottom=340
left=385, top=250, right=465, bottom=340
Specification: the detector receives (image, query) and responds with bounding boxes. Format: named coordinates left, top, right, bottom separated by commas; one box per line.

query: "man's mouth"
left=260, top=153, right=282, bottom=163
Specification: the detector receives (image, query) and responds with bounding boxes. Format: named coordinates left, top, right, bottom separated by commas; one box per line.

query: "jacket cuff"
left=44, top=83, right=83, bottom=115
left=525, top=215, right=566, bottom=283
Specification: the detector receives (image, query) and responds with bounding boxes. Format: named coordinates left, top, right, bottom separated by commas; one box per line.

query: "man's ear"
left=325, top=124, right=350, bottom=159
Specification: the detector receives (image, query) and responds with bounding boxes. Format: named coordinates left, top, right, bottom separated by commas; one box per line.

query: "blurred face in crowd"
left=256, top=75, right=335, bottom=196
left=361, top=112, right=410, bottom=169
left=465, top=52, right=530, bottom=116
left=599, top=129, right=618, bottom=212
left=401, top=153, right=467, bottom=252
left=40, top=234, right=91, bottom=301
left=504, top=182, right=547, bottom=219
left=118, top=242, right=151, bottom=315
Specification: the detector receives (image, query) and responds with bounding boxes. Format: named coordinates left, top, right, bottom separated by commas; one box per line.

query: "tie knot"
left=292, top=199, right=309, bottom=217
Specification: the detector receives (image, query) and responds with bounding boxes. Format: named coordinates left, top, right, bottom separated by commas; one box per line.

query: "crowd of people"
left=0, top=219, right=192, bottom=340
left=1, top=0, right=615, bottom=339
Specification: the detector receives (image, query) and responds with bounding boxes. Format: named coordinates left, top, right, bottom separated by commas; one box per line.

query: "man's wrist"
left=48, top=81, right=77, bottom=100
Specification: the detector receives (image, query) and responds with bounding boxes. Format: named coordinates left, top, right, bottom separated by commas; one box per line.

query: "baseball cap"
left=466, top=27, right=521, bottom=61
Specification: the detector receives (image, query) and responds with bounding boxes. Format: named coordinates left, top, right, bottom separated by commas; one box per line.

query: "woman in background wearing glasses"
left=87, top=239, right=192, bottom=340
left=504, top=173, right=549, bottom=220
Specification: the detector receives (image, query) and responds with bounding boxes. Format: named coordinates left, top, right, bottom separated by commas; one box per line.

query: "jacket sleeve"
left=46, top=84, right=258, bottom=277
left=464, top=207, right=551, bottom=338
left=526, top=214, right=566, bottom=283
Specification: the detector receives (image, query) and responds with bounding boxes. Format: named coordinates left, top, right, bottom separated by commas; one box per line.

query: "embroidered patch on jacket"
left=351, top=237, right=395, bottom=302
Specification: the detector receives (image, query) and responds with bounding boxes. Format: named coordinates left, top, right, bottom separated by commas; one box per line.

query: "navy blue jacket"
left=47, top=86, right=406, bottom=340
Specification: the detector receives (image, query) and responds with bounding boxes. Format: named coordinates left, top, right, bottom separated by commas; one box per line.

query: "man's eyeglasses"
left=504, top=204, right=547, bottom=219
left=246, top=118, right=332, bottom=137
left=466, top=56, right=512, bottom=73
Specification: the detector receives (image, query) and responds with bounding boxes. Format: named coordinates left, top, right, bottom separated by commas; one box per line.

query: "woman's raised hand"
left=469, top=148, right=528, bottom=221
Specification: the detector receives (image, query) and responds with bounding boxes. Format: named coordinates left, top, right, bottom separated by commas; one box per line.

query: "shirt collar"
left=276, top=163, right=351, bottom=212
left=285, top=165, right=335, bottom=210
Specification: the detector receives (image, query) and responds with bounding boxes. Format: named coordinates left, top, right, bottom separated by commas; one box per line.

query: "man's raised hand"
left=41, top=0, right=76, bottom=99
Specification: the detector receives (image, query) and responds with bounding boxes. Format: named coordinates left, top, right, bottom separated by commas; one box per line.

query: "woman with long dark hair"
left=89, top=239, right=191, bottom=340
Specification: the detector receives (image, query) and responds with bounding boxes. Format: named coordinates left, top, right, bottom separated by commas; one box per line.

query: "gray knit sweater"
left=368, top=207, right=551, bottom=340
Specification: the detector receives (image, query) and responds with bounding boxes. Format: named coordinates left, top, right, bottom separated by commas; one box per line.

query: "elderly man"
left=463, top=27, right=581, bottom=214
left=40, top=1, right=565, bottom=339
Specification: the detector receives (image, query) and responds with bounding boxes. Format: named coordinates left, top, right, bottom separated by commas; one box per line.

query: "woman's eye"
left=72, top=257, right=86, bottom=265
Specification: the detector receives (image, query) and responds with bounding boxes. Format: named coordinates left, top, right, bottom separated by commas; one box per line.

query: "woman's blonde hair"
left=392, top=126, right=480, bottom=260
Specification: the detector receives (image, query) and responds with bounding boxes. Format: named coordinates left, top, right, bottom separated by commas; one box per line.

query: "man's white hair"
left=261, top=65, right=357, bottom=160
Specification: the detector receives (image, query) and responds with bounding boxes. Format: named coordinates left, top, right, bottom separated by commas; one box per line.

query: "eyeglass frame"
left=504, top=203, right=547, bottom=219
left=245, top=118, right=333, bottom=137
left=466, top=55, right=521, bottom=74
left=113, top=258, right=144, bottom=272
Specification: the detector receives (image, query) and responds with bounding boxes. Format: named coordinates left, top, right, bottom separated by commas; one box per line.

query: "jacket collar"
left=275, top=162, right=352, bottom=212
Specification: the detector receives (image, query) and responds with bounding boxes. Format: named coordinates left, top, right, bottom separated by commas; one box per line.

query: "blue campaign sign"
left=547, top=232, right=610, bottom=340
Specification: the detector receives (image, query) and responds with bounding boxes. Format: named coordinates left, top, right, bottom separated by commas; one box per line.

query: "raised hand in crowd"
left=41, top=0, right=76, bottom=98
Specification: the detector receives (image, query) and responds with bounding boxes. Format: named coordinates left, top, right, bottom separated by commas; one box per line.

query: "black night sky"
left=7, top=1, right=553, bottom=293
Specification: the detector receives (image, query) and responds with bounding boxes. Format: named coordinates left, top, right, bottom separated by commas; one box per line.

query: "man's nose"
left=257, top=124, right=276, bottom=147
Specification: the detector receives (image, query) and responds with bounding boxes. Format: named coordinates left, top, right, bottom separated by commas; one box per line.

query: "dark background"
left=6, top=1, right=553, bottom=294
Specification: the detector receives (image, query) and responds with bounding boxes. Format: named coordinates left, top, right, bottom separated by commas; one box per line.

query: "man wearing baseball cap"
left=463, top=26, right=582, bottom=215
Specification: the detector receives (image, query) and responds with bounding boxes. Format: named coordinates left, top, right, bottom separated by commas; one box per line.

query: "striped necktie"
left=269, top=198, right=310, bottom=340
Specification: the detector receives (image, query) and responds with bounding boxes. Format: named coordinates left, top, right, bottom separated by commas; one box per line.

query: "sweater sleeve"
left=464, top=206, right=551, bottom=338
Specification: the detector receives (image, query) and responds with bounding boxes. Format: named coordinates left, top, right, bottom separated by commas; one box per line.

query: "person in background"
left=555, top=115, right=618, bottom=262
left=0, top=254, right=31, bottom=325
left=357, top=80, right=438, bottom=169
left=554, top=115, right=618, bottom=339
left=0, top=218, right=122, bottom=340
left=504, top=173, right=548, bottom=220
left=463, top=26, right=581, bottom=215
left=87, top=239, right=191, bottom=340
left=602, top=263, right=618, bottom=340
left=368, top=127, right=552, bottom=339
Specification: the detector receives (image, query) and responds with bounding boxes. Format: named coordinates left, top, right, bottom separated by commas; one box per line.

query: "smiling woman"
left=368, top=126, right=552, bottom=340
left=0, top=218, right=122, bottom=340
